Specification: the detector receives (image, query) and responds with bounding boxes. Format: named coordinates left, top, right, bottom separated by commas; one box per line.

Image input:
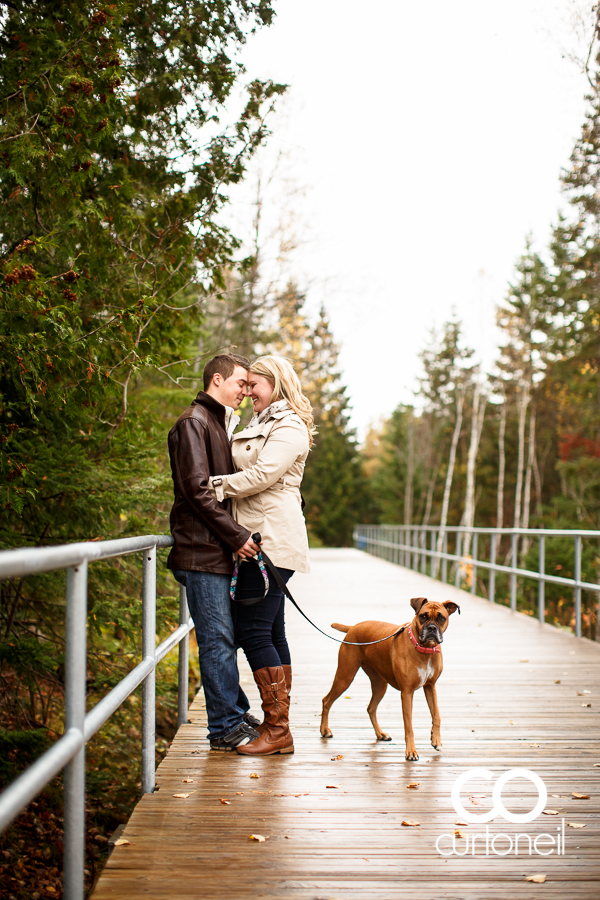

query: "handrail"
left=0, top=533, right=190, bottom=900
left=354, top=524, right=600, bottom=640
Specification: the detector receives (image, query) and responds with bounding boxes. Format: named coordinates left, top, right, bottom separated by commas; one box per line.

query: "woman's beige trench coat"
left=210, top=406, right=310, bottom=573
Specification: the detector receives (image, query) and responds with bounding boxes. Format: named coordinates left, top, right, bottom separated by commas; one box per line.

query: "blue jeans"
left=173, top=570, right=250, bottom=739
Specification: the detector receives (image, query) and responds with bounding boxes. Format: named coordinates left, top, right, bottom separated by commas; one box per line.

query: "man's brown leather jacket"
left=167, top=392, right=250, bottom=574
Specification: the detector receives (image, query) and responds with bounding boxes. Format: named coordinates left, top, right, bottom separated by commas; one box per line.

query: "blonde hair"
left=250, top=355, right=316, bottom=447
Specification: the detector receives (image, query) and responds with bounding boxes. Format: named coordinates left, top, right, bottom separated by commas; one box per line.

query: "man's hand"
left=237, top=537, right=261, bottom=559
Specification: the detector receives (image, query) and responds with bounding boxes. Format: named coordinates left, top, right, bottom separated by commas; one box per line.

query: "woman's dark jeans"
left=232, top=559, right=293, bottom=672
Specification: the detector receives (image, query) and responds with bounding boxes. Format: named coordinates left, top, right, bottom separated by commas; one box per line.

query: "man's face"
left=213, top=365, right=249, bottom=410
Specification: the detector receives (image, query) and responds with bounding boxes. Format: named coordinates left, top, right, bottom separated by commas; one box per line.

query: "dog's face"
left=410, top=597, right=460, bottom=647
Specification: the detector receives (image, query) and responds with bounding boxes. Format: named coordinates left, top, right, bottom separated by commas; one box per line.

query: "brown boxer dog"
left=320, top=597, right=460, bottom=761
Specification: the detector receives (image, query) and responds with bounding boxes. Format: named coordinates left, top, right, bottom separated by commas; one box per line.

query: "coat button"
left=246, top=444, right=251, bottom=450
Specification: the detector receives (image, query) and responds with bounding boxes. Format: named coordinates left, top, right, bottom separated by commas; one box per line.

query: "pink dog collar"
left=408, top=625, right=441, bottom=654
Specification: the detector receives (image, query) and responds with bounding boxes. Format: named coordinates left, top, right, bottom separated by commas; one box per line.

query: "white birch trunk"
left=435, top=385, right=465, bottom=577
left=513, top=383, right=531, bottom=529
left=462, top=380, right=487, bottom=559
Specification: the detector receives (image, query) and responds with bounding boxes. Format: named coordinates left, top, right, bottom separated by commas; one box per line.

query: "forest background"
left=2, top=1, right=600, bottom=898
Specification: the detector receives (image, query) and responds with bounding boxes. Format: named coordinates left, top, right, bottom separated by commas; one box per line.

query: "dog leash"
left=247, top=534, right=407, bottom=647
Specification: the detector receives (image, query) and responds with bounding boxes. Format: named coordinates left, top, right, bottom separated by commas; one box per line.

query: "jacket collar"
left=193, top=391, right=227, bottom=428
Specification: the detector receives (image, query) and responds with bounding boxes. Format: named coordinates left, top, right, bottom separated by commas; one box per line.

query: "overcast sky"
left=234, top=0, right=592, bottom=438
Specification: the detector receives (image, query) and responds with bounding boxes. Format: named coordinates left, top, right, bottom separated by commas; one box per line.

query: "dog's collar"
left=408, top=625, right=441, bottom=654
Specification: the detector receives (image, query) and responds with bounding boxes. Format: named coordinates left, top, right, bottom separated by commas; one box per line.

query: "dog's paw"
left=431, top=743, right=442, bottom=751
left=377, top=733, right=392, bottom=742
left=320, top=728, right=333, bottom=739
left=405, top=749, right=419, bottom=761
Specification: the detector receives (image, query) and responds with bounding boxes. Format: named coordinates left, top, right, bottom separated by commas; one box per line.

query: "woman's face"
left=248, top=373, right=274, bottom=413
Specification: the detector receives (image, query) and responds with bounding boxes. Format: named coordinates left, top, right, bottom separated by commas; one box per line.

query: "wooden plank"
left=93, top=549, right=600, bottom=899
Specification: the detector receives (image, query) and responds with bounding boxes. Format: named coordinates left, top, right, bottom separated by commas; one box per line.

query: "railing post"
left=489, top=533, right=496, bottom=603
left=142, top=545, right=157, bottom=795
left=442, top=532, right=448, bottom=584
left=510, top=531, right=517, bottom=611
left=471, top=532, right=478, bottom=595
left=538, top=535, right=545, bottom=624
left=177, top=584, right=190, bottom=727
left=454, top=532, right=462, bottom=588
left=420, top=529, right=426, bottom=574
left=63, top=561, right=88, bottom=900
left=430, top=530, right=436, bottom=578
left=575, top=535, right=582, bottom=638
left=403, top=527, right=409, bottom=568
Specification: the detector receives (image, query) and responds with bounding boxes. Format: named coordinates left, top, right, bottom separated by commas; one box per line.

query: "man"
left=167, top=353, right=261, bottom=750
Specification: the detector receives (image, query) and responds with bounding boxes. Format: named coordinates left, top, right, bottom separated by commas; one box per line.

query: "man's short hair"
left=203, top=353, right=250, bottom=390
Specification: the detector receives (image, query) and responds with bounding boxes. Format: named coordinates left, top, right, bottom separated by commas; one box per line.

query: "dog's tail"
left=331, top=622, right=351, bottom=633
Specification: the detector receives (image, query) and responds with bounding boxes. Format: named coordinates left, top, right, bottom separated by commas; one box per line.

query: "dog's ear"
left=443, top=601, right=461, bottom=616
left=410, top=597, right=428, bottom=614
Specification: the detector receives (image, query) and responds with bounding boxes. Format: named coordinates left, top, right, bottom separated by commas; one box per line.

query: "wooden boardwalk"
left=93, top=549, right=600, bottom=899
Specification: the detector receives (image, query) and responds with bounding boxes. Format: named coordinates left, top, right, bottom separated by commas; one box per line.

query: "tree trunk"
left=403, top=410, right=415, bottom=526
left=435, top=385, right=465, bottom=576
left=514, top=383, right=531, bottom=528
left=462, top=380, right=487, bottom=559
left=496, top=396, right=507, bottom=531
left=521, top=405, right=536, bottom=555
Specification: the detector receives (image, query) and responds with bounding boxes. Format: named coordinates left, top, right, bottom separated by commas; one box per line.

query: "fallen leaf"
left=191, top=749, right=201, bottom=754
left=454, top=829, right=465, bottom=838
left=401, top=819, right=420, bottom=827
left=577, top=689, right=591, bottom=695
left=250, top=773, right=260, bottom=779
left=567, top=822, right=586, bottom=828
left=407, top=782, right=420, bottom=789
left=114, top=838, right=132, bottom=846
left=220, top=799, right=231, bottom=805
left=248, top=834, right=266, bottom=842
left=542, top=809, right=559, bottom=816
left=526, top=874, right=546, bottom=884
left=331, top=755, right=344, bottom=760
left=571, top=792, right=590, bottom=799
left=182, top=779, right=194, bottom=783
left=344, top=695, right=351, bottom=698
left=528, top=743, right=540, bottom=748
left=455, top=820, right=469, bottom=826
left=284, top=835, right=290, bottom=839
left=594, top=764, right=600, bottom=768
left=326, top=784, right=342, bottom=789
left=520, top=659, right=529, bottom=662
left=554, top=680, right=561, bottom=684
left=236, top=792, right=244, bottom=795
left=551, top=795, right=561, bottom=798
left=582, top=703, right=592, bottom=708
left=173, top=791, right=195, bottom=799
left=509, top=720, right=517, bottom=725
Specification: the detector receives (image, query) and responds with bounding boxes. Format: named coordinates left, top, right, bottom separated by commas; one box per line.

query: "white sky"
left=233, top=0, right=593, bottom=438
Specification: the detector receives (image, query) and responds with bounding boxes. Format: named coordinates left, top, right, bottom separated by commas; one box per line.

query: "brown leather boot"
left=236, top=666, right=294, bottom=756
left=256, top=664, right=292, bottom=735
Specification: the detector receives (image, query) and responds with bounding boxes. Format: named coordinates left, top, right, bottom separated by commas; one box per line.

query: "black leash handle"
left=251, top=533, right=406, bottom=647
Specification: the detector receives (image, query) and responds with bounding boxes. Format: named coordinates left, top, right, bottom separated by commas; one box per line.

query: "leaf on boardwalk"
left=250, top=772, right=260, bottom=779
left=594, top=764, right=600, bottom=768
left=220, top=799, right=231, bottom=804
left=554, top=680, right=561, bottom=684
left=581, top=703, right=592, bottom=708
left=567, top=822, right=586, bottom=828
left=248, top=834, right=267, bottom=842
left=173, top=791, right=195, bottom=799
left=528, top=743, right=540, bottom=748
left=406, top=782, right=420, bottom=789
left=571, top=792, right=590, bottom=799
left=331, top=755, right=344, bottom=760
left=455, top=820, right=469, bottom=826
left=401, top=820, right=420, bottom=827
left=114, top=838, right=132, bottom=846
left=326, top=784, right=342, bottom=789
left=454, top=829, right=465, bottom=838
left=509, top=719, right=517, bottom=724
left=182, top=779, right=194, bottom=783
left=236, top=792, right=244, bottom=795
left=542, top=809, right=560, bottom=816
left=577, top=689, right=591, bottom=695
left=525, top=874, right=546, bottom=883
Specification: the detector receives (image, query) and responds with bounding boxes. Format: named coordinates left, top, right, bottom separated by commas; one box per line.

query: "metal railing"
left=0, top=533, right=191, bottom=900
left=354, top=524, right=600, bottom=639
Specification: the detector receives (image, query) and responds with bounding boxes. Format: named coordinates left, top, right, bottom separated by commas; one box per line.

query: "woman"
left=210, top=356, right=314, bottom=756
